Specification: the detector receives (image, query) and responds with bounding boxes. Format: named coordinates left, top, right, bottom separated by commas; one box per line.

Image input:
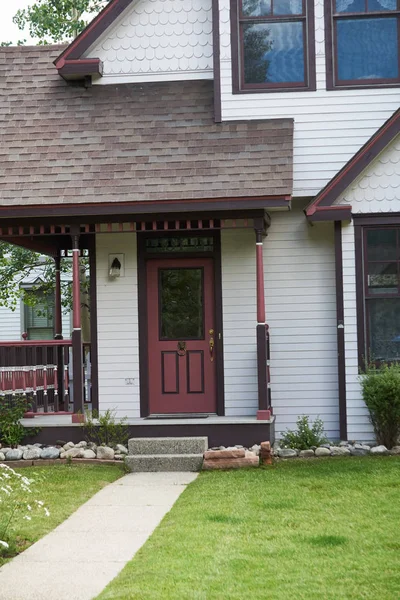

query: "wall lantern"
left=108, top=253, right=125, bottom=279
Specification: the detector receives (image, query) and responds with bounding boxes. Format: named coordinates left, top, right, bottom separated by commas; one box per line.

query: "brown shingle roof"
left=0, top=46, right=293, bottom=208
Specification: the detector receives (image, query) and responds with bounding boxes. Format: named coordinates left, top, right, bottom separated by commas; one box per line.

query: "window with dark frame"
left=24, top=291, right=55, bottom=341
left=231, top=0, right=316, bottom=92
left=325, top=0, right=400, bottom=89
left=363, top=228, right=400, bottom=363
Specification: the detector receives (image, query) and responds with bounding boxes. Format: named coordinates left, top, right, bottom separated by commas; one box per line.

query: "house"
left=0, top=0, right=399, bottom=446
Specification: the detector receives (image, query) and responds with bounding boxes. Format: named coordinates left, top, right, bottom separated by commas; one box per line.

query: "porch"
left=0, top=208, right=277, bottom=444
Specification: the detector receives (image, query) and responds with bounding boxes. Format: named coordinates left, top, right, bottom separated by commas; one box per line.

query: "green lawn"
left=0, top=464, right=123, bottom=564
left=97, top=457, right=400, bottom=600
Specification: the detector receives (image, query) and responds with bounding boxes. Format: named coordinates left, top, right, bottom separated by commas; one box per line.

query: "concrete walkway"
left=0, top=472, right=197, bottom=600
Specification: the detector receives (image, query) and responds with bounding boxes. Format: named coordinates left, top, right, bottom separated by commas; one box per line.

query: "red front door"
left=147, top=257, right=217, bottom=414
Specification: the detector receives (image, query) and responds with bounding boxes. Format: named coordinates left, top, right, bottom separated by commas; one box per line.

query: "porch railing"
left=0, top=341, right=91, bottom=414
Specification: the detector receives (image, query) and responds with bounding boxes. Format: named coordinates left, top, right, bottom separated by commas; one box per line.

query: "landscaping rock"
left=389, top=446, right=400, bottom=455
left=40, top=447, right=60, bottom=460
left=320, top=444, right=331, bottom=449
left=250, top=444, right=261, bottom=456
left=61, top=448, right=84, bottom=459
left=63, top=442, right=75, bottom=451
left=370, top=445, right=389, bottom=455
left=354, top=443, right=370, bottom=451
left=96, top=446, right=114, bottom=460
left=87, top=442, right=97, bottom=451
left=330, top=446, right=351, bottom=456
left=114, top=454, right=125, bottom=460
left=23, top=447, right=41, bottom=460
left=0, top=452, right=5, bottom=461
left=115, top=444, right=128, bottom=455
left=350, top=447, right=370, bottom=456
left=278, top=448, right=298, bottom=459
left=1, top=448, right=11, bottom=456
left=339, top=441, right=350, bottom=447
left=5, top=449, right=23, bottom=461
left=299, top=449, right=315, bottom=458
left=55, top=440, right=67, bottom=446
left=203, top=454, right=259, bottom=470
left=235, top=445, right=244, bottom=449
left=82, top=449, right=96, bottom=459
left=75, top=441, right=88, bottom=448
left=204, top=449, right=245, bottom=460
left=315, top=447, right=331, bottom=457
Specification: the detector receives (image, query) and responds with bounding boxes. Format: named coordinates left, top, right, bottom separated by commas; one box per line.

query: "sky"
left=1, top=0, right=37, bottom=45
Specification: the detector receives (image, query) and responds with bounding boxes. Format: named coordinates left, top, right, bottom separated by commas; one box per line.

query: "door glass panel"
left=159, top=268, right=204, bottom=340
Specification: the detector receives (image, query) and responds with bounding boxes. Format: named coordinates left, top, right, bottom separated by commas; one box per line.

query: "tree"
left=13, top=0, right=109, bottom=44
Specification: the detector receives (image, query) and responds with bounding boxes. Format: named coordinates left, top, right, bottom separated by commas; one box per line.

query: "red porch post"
left=71, top=233, right=84, bottom=420
left=255, top=224, right=271, bottom=421
left=54, top=253, right=64, bottom=408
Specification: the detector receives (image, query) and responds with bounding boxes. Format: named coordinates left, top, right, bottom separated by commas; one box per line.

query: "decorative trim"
left=306, top=109, right=400, bottom=215
left=334, top=221, right=347, bottom=440
left=57, top=58, right=103, bottom=80
left=88, top=237, right=99, bottom=412
left=212, top=0, right=222, bottom=123
left=306, top=205, right=352, bottom=222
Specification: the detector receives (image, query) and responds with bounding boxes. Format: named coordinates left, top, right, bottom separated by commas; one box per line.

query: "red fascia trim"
left=306, top=205, right=352, bottom=222
left=306, top=109, right=400, bottom=213
left=54, top=0, right=133, bottom=66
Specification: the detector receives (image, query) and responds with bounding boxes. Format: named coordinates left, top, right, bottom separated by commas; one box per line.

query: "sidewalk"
left=0, top=472, right=197, bottom=600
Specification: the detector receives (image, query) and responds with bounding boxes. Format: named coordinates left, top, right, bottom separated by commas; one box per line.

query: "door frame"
left=137, top=230, right=225, bottom=417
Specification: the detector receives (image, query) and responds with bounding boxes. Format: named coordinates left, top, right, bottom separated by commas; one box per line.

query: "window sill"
left=327, top=82, right=400, bottom=92
left=232, top=84, right=316, bottom=95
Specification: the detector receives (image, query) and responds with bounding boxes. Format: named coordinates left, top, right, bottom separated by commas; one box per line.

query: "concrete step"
left=125, top=454, right=204, bottom=472
left=128, top=437, right=208, bottom=456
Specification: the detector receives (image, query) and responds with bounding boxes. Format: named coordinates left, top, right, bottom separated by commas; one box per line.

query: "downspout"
left=334, top=221, right=348, bottom=440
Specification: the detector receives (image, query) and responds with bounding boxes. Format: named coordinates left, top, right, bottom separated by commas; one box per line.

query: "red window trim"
left=324, top=0, right=400, bottom=90
left=230, top=0, right=316, bottom=94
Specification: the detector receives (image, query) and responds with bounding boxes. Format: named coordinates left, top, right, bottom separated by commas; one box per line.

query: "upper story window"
left=24, top=291, right=55, bottom=341
left=325, top=0, right=400, bottom=89
left=230, top=0, right=316, bottom=93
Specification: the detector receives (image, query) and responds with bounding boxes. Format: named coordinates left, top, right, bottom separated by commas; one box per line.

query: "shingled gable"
left=306, top=109, right=400, bottom=222
left=54, top=0, right=133, bottom=79
left=0, top=45, right=293, bottom=214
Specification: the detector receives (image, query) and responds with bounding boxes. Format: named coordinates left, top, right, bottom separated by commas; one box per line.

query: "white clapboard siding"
left=218, top=0, right=399, bottom=197
left=96, top=233, right=140, bottom=419
left=221, top=207, right=339, bottom=437
left=0, top=304, right=21, bottom=341
left=85, top=0, right=213, bottom=84
left=334, top=135, right=400, bottom=441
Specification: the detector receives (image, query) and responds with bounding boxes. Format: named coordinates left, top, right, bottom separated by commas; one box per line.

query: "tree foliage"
left=13, top=0, right=110, bottom=44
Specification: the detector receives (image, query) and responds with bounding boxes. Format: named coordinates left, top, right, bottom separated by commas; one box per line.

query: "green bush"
left=281, top=415, right=327, bottom=450
left=360, top=363, right=400, bottom=449
left=81, top=409, right=129, bottom=448
left=0, top=396, right=30, bottom=448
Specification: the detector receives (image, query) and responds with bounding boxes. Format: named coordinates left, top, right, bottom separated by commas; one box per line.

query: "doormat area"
left=145, top=414, right=209, bottom=420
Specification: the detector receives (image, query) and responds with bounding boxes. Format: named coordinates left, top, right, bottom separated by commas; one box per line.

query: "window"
left=325, top=0, right=400, bottom=89
left=24, top=292, right=55, bottom=341
left=231, top=0, right=316, bottom=92
left=362, top=228, right=400, bottom=362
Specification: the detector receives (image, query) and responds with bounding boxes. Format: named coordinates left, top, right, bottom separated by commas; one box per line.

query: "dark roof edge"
left=306, top=205, right=352, bottom=223
left=54, top=0, right=133, bottom=76
left=305, top=108, right=400, bottom=216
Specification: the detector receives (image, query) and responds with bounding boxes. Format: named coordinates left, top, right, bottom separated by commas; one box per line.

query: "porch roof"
left=0, top=46, right=293, bottom=211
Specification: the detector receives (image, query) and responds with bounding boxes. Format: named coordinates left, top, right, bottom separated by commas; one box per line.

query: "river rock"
left=82, top=449, right=96, bottom=459
left=250, top=444, right=261, bottom=456
left=63, top=442, right=75, bottom=451
left=75, top=441, right=88, bottom=448
left=40, top=447, right=60, bottom=459
left=389, top=446, right=400, bottom=455
left=0, top=452, right=5, bottom=461
left=23, top=447, right=41, bottom=460
left=278, top=448, right=298, bottom=459
left=96, top=446, right=115, bottom=460
left=5, top=449, right=23, bottom=461
left=115, top=444, right=128, bottom=455
left=350, top=446, right=370, bottom=456
left=114, top=454, right=125, bottom=460
left=61, top=448, right=84, bottom=459
left=330, top=446, right=351, bottom=456
left=299, top=449, right=315, bottom=458
left=315, top=447, right=331, bottom=457
left=370, top=445, right=388, bottom=455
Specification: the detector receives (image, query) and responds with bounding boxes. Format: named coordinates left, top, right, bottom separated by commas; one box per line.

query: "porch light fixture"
left=108, top=253, right=124, bottom=279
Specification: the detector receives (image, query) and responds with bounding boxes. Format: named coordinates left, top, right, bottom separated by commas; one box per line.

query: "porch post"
left=255, top=223, right=271, bottom=421
left=54, top=253, right=64, bottom=407
left=71, top=232, right=84, bottom=419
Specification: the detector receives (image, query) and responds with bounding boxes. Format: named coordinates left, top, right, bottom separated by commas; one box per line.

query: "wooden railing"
left=0, top=341, right=91, bottom=414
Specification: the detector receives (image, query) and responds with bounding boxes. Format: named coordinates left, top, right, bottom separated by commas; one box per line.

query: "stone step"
left=128, top=437, right=208, bottom=456
left=125, top=454, right=204, bottom=472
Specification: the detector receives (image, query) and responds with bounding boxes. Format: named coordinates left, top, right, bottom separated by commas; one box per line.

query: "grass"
left=97, top=457, right=400, bottom=600
left=0, top=464, right=123, bottom=564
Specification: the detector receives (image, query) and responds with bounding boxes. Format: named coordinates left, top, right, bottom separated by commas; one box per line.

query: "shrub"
left=360, top=363, right=400, bottom=449
left=81, top=409, right=129, bottom=448
left=281, top=415, right=327, bottom=450
left=0, top=396, right=30, bottom=448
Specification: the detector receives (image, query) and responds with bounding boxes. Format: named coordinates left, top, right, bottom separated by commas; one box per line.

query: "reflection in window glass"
left=242, top=0, right=272, bottom=16
left=243, top=22, right=305, bottom=84
left=368, top=298, right=400, bottom=361
left=367, top=229, right=397, bottom=261
left=367, top=263, right=398, bottom=295
left=159, top=269, right=204, bottom=340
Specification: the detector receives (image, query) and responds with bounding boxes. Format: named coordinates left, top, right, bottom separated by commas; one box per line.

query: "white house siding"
left=218, top=0, right=399, bottom=197
left=221, top=204, right=339, bottom=439
left=0, top=304, right=22, bottom=341
left=85, top=0, right=213, bottom=84
left=335, top=134, right=400, bottom=441
left=96, top=233, right=140, bottom=419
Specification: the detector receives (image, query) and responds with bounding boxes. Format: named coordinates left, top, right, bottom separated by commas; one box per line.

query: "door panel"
left=147, top=257, right=216, bottom=414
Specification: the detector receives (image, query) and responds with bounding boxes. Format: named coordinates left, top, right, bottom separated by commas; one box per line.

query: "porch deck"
left=21, top=415, right=275, bottom=448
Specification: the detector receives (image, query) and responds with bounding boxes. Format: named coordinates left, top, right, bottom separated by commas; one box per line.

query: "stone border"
left=0, top=459, right=124, bottom=468
left=0, top=441, right=128, bottom=462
